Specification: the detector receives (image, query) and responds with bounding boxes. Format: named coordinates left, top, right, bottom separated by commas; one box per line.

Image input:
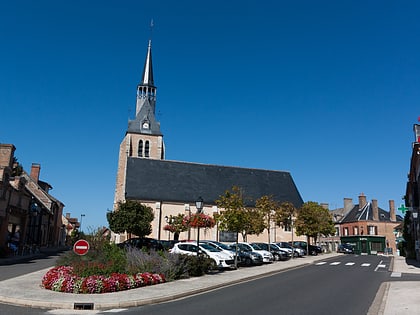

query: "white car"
left=170, top=241, right=235, bottom=269
left=237, top=242, right=274, bottom=263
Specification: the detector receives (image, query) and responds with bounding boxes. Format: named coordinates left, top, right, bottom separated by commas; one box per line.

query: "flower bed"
left=41, top=266, right=165, bottom=294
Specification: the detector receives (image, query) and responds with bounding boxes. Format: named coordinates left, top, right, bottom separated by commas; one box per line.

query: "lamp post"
left=80, top=214, right=85, bottom=233
left=164, top=215, right=174, bottom=240
left=195, top=197, right=204, bottom=256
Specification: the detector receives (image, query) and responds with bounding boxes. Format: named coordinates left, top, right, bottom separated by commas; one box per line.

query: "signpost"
left=73, top=239, right=90, bottom=256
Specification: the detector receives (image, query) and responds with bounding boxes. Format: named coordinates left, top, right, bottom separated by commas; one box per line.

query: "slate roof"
left=125, top=158, right=304, bottom=207
left=341, top=202, right=403, bottom=223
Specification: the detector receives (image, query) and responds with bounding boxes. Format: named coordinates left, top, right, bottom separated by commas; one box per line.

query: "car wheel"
left=311, top=250, right=318, bottom=256
left=209, top=259, right=218, bottom=270
left=245, top=257, right=252, bottom=266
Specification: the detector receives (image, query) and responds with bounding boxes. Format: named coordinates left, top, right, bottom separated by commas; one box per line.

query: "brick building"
left=0, top=144, right=65, bottom=255
left=326, top=194, right=402, bottom=255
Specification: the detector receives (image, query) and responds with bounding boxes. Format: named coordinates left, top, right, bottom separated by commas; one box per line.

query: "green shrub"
left=182, top=255, right=214, bottom=277
left=56, top=243, right=127, bottom=277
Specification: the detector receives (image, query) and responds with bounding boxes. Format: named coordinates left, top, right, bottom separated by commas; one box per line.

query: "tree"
left=163, top=213, right=188, bottom=241
left=295, top=201, right=335, bottom=246
left=215, top=186, right=248, bottom=267
left=255, top=195, right=279, bottom=243
left=275, top=202, right=298, bottom=229
left=107, top=200, right=154, bottom=238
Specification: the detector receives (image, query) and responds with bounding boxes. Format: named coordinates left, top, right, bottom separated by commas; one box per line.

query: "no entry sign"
left=73, top=239, right=90, bottom=255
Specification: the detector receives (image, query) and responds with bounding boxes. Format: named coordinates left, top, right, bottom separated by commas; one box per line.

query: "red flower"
left=163, top=224, right=177, bottom=233
left=183, top=213, right=216, bottom=228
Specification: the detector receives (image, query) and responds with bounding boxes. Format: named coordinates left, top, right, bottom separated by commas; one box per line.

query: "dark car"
left=251, top=242, right=291, bottom=261
left=201, top=240, right=263, bottom=267
left=291, top=241, right=322, bottom=256
left=338, top=243, right=354, bottom=254
left=117, top=237, right=164, bottom=251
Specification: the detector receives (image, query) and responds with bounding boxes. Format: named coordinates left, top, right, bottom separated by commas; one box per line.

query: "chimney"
left=66, top=213, right=71, bottom=219
left=320, top=203, right=329, bottom=210
left=0, top=144, right=16, bottom=168
left=344, top=198, right=353, bottom=212
left=358, top=193, right=367, bottom=209
left=389, top=200, right=396, bottom=222
left=30, top=163, right=41, bottom=183
left=372, top=199, right=379, bottom=221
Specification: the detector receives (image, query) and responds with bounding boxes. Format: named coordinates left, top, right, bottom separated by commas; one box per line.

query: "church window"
left=138, top=140, right=143, bottom=157
left=145, top=141, right=150, bottom=158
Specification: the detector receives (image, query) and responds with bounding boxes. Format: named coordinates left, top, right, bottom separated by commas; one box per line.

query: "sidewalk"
left=378, top=255, right=420, bottom=315
left=0, top=252, right=419, bottom=312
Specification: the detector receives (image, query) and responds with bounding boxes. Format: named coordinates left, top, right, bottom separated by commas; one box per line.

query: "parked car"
left=159, top=240, right=178, bottom=251
left=201, top=240, right=264, bottom=267
left=236, top=242, right=274, bottom=263
left=291, top=241, right=322, bottom=256
left=275, top=242, right=305, bottom=257
left=117, top=237, right=164, bottom=251
left=338, top=243, right=354, bottom=254
left=251, top=242, right=291, bottom=261
left=170, top=241, right=235, bottom=269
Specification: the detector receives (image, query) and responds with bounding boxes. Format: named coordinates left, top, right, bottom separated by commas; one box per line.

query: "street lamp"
left=80, top=214, right=85, bottom=233
left=195, top=197, right=204, bottom=256
left=165, top=215, right=174, bottom=240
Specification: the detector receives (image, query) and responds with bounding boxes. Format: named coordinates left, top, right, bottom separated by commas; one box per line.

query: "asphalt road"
left=0, top=254, right=394, bottom=315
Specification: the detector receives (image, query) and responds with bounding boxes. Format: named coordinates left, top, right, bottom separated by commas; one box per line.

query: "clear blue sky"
left=1, top=1, right=419, bottom=230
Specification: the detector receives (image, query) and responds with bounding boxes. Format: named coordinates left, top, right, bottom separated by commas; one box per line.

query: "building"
left=405, top=121, right=420, bottom=260
left=0, top=144, right=65, bottom=255
left=113, top=38, right=304, bottom=244
left=324, top=194, right=402, bottom=255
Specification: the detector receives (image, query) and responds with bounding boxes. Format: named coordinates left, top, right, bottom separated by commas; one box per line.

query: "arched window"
left=138, top=140, right=143, bottom=157
left=145, top=141, right=150, bottom=158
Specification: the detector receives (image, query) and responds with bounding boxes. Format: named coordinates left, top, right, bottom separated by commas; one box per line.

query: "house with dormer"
left=336, top=194, right=402, bottom=255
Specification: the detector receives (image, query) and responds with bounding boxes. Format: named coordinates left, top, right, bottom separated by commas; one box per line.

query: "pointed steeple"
left=141, top=40, right=154, bottom=86
left=128, top=38, right=161, bottom=137
left=136, top=39, right=157, bottom=116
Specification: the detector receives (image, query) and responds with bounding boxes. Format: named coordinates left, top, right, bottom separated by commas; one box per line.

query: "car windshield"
left=250, top=243, right=262, bottom=250
left=278, top=243, right=292, bottom=249
left=217, top=243, right=232, bottom=251
left=200, top=243, right=220, bottom=252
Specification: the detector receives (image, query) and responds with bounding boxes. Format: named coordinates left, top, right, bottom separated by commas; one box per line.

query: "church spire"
left=136, top=37, right=156, bottom=116
left=141, top=40, right=154, bottom=87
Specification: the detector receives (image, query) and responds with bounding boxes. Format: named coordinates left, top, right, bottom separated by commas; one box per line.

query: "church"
left=113, top=38, right=304, bottom=244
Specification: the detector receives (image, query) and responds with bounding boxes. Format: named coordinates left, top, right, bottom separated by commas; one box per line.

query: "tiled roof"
left=125, top=158, right=304, bottom=207
left=341, top=202, right=403, bottom=223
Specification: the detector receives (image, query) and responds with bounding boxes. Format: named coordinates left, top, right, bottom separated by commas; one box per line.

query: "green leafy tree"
left=255, top=195, right=279, bottom=243
left=274, top=201, right=298, bottom=230
left=215, top=186, right=249, bottom=267
left=295, top=201, right=335, bottom=246
left=107, top=200, right=154, bottom=238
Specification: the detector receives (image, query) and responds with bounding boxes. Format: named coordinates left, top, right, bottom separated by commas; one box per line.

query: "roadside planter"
left=41, top=266, right=165, bottom=294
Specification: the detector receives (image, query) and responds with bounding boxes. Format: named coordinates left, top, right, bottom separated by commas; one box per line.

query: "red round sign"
left=73, top=239, right=90, bottom=255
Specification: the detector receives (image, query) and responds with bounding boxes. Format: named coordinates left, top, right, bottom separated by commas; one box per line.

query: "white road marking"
left=345, top=262, right=355, bottom=266
left=315, top=262, right=327, bottom=265
left=391, top=272, right=402, bottom=277
left=361, top=263, right=371, bottom=267
left=330, top=262, right=341, bottom=265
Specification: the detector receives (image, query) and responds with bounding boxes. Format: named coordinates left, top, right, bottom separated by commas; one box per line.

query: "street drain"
left=74, top=303, right=94, bottom=310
